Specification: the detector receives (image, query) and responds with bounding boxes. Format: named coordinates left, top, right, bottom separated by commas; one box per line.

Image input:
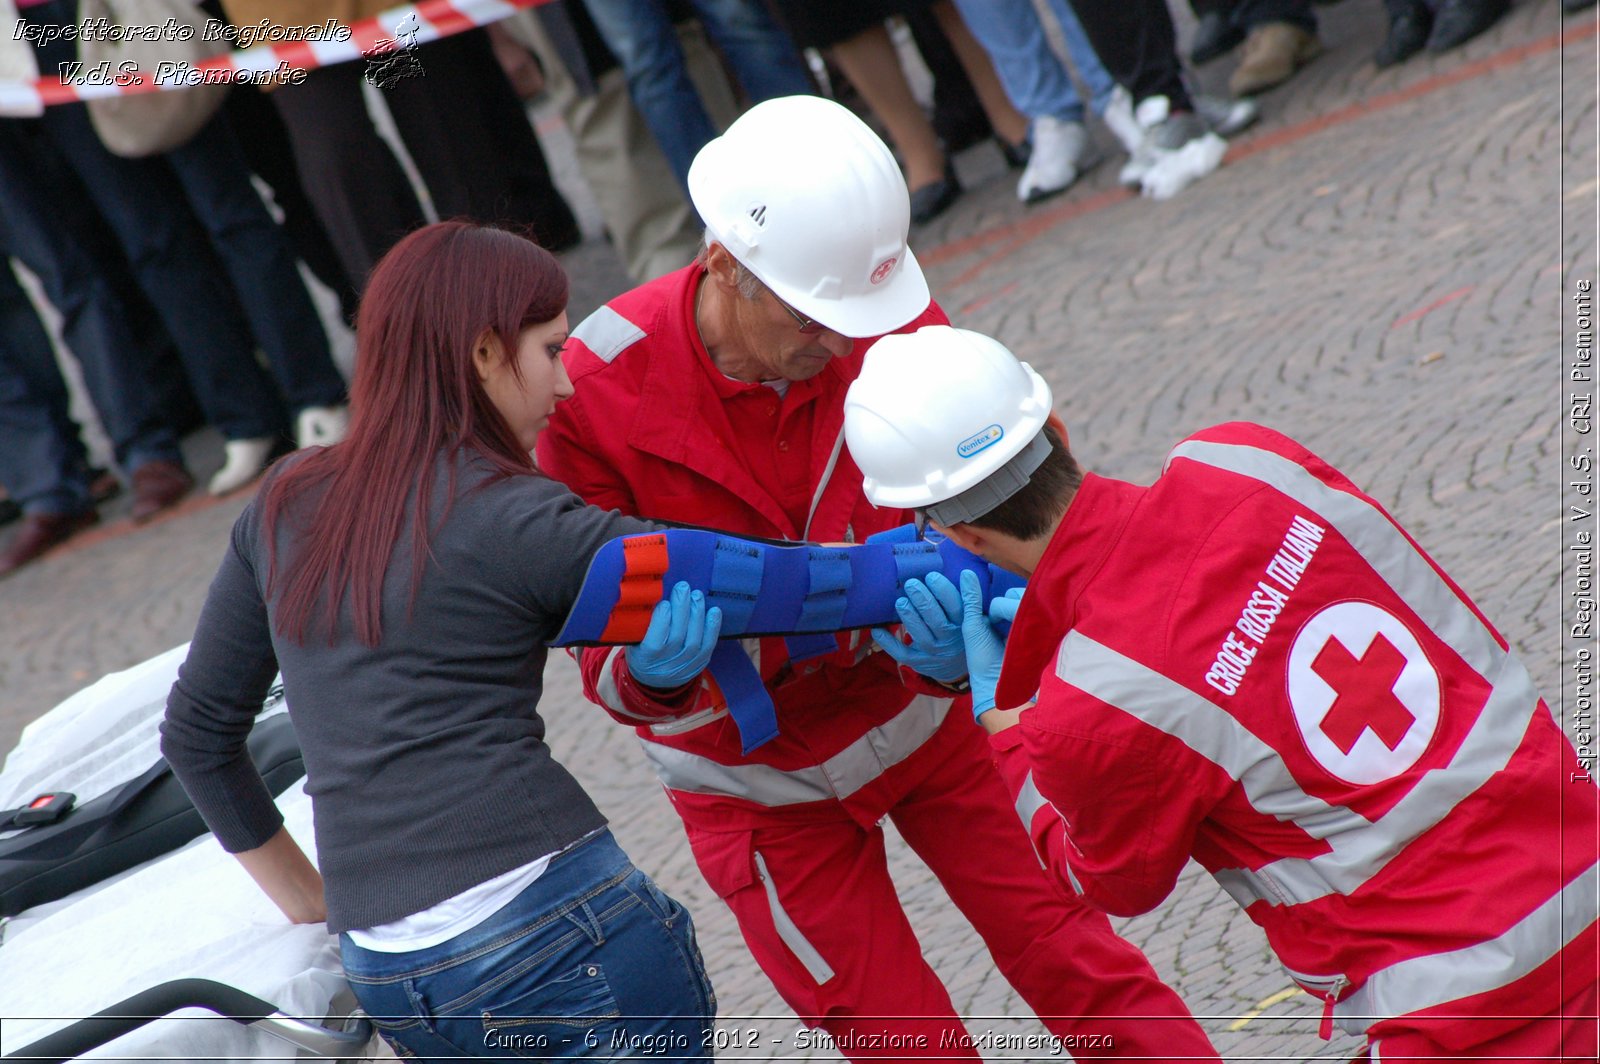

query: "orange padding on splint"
left=599, top=534, right=670, bottom=643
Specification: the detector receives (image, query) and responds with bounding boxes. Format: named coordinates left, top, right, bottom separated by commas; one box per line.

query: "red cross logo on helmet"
left=870, top=257, right=898, bottom=285
left=1287, top=601, right=1440, bottom=784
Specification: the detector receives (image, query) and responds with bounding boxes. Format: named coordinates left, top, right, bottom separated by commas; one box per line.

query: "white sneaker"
left=295, top=404, right=350, bottom=449
left=1016, top=115, right=1096, bottom=203
left=1117, top=96, right=1228, bottom=200
left=1101, top=86, right=1144, bottom=157
left=208, top=437, right=275, bottom=495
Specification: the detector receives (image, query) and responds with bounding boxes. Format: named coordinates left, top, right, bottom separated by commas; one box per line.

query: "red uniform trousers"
left=682, top=709, right=1219, bottom=1061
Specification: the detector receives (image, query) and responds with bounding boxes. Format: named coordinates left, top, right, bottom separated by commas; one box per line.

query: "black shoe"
left=998, top=137, right=1031, bottom=169
left=1427, top=0, right=1509, bottom=53
left=1190, top=10, right=1246, bottom=66
left=1564, top=0, right=1596, bottom=13
left=1375, top=6, right=1432, bottom=68
left=909, top=164, right=962, bottom=225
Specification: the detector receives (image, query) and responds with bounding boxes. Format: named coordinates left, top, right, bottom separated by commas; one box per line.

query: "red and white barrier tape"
left=0, top=0, right=551, bottom=115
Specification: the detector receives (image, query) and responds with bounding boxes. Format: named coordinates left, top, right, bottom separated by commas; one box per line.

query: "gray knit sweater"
left=161, top=450, right=656, bottom=933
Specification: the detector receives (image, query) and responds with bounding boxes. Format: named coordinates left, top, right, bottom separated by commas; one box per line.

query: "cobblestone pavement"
left=1, top=2, right=1595, bottom=1060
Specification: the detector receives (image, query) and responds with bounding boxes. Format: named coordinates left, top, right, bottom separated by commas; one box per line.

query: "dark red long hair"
left=261, top=221, right=569, bottom=646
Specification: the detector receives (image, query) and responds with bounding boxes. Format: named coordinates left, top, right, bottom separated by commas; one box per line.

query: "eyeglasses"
left=770, top=290, right=828, bottom=336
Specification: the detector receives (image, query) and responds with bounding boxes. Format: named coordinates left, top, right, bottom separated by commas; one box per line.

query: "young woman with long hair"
left=161, top=221, right=719, bottom=1060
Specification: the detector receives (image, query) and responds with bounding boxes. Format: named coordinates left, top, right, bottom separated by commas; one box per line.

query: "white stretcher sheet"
left=0, top=647, right=375, bottom=1062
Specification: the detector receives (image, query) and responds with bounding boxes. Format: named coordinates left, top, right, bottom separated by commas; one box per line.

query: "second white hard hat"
left=844, top=326, right=1053, bottom=524
left=688, top=95, right=930, bottom=339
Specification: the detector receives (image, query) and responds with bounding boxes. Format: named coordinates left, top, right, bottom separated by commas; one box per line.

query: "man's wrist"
left=976, top=703, right=1029, bottom=734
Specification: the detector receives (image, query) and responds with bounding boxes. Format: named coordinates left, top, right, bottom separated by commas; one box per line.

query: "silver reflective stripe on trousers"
left=572, top=304, right=646, bottom=364
left=1334, top=860, right=1600, bottom=1033
left=640, top=696, right=951, bottom=805
left=1063, top=439, right=1544, bottom=907
left=1014, top=771, right=1084, bottom=891
left=755, top=851, right=837, bottom=984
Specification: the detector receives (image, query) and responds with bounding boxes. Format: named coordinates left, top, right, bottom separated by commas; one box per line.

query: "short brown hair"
left=960, top=424, right=1080, bottom=541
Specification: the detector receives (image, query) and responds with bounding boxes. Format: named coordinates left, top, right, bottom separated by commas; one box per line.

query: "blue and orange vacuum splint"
left=553, top=524, right=1023, bottom=753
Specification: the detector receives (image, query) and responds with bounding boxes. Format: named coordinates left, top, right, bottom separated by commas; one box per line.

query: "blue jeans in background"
left=582, top=0, right=813, bottom=191
left=0, top=124, right=185, bottom=485
left=341, top=830, right=716, bottom=1061
left=25, top=0, right=345, bottom=437
left=952, top=0, right=1118, bottom=124
left=0, top=268, right=94, bottom=517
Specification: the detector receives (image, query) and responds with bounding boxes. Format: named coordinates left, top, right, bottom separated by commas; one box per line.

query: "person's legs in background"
left=24, top=2, right=290, bottom=494
left=1225, top=0, right=1320, bottom=98
left=267, top=58, right=429, bottom=292
left=948, top=0, right=1098, bottom=203
left=377, top=28, right=580, bottom=251
left=0, top=125, right=193, bottom=524
left=1053, top=0, right=1228, bottom=199
left=686, top=0, right=815, bottom=103
left=163, top=114, right=350, bottom=451
left=577, top=0, right=724, bottom=192
left=219, top=85, right=362, bottom=325
left=0, top=268, right=97, bottom=577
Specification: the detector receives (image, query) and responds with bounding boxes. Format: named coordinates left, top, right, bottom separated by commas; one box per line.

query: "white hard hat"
left=845, top=326, right=1054, bottom=525
left=688, top=95, right=930, bottom=339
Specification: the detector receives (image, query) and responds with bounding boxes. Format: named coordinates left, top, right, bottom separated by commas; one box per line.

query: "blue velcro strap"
left=708, top=641, right=779, bottom=753
left=795, top=547, right=851, bottom=632
left=709, top=536, right=763, bottom=633
left=785, top=633, right=838, bottom=662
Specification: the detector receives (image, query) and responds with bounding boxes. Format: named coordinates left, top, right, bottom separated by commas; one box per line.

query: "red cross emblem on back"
left=1310, top=633, right=1415, bottom=754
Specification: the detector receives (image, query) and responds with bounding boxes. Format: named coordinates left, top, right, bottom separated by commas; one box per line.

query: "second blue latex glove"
left=869, top=570, right=968, bottom=684
left=959, top=569, right=1008, bottom=719
left=989, top=587, right=1025, bottom=625
left=625, top=581, right=723, bottom=689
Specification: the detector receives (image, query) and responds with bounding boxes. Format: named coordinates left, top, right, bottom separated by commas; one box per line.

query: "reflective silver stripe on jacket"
left=1015, top=771, right=1084, bottom=891
left=639, top=696, right=951, bottom=805
left=1062, top=438, right=1545, bottom=906
left=1334, top=860, right=1600, bottom=1033
left=802, top=426, right=846, bottom=542
left=572, top=304, right=646, bottom=364
left=754, top=851, right=836, bottom=984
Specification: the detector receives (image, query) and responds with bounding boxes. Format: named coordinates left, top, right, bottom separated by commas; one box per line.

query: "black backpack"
left=0, top=711, right=304, bottom=919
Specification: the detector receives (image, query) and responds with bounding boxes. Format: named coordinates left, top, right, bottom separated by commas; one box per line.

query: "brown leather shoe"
left=1229, top=22, right=1322, bottom=96
left=129, top=459, right=194, bottom=523
left=0, top=510, right=98, bottom=577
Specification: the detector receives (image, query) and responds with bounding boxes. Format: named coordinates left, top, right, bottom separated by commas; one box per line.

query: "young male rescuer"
left=537, top=95, right=1221, bottom=1058
left=842, top=324, right=1600, bottom=1060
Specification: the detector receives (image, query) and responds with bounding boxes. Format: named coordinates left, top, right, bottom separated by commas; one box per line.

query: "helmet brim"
left=766, top=247, right=931, bottom=340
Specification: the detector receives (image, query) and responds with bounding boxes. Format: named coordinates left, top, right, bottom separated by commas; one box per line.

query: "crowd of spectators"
left=0, top=0, right=1561, bottom=576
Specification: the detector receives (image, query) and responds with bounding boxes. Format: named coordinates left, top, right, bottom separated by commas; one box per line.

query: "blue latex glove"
left=869, top=571, right=967, bottom=684
left=625, top=582, right=723, bottom=689
left=959, top=569, right=1008, bottom=719
left=989, top=587, right=1025, bottom=625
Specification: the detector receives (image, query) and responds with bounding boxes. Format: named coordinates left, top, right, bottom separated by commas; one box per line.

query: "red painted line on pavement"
left=1391, top=285, right=1475, bottom=328
left=16, top=485, right=245, bottom=571
left=921, top=18, right=1600, bottom=286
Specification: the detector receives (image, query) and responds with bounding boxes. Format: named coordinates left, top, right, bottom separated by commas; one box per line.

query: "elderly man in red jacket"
left=537, top=95, right=1219, bottom=1059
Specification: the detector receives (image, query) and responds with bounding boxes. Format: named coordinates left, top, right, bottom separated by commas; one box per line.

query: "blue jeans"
left=0, top=268, right=93, bottom=517
left=952, top=0, right=1118, bottom=124
left=582, top=0, right=813, bottom=190
left=0, top=125, right=184, bottom=483
left=341, top=831, right=716, bottom=1061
